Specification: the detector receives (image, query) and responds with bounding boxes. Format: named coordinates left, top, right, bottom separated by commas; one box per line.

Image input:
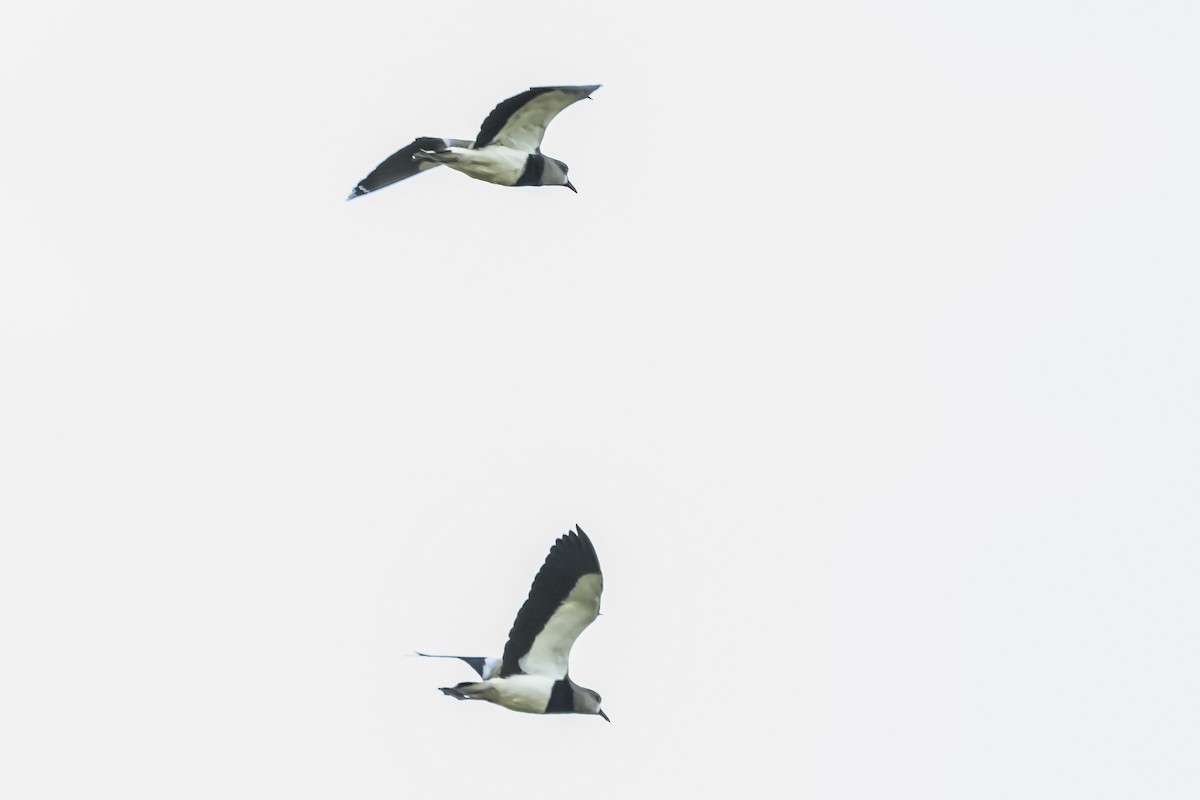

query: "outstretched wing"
left=474, top=85, right=600, bottom=153
left=346, top=137, right=473, bottom=200
left=499, top=526, right=603, bottom=679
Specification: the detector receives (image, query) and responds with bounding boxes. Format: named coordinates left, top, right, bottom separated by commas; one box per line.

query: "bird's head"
left=579, top=687, right=609, bottom=721
left=545, top=157, right=577, bottom=193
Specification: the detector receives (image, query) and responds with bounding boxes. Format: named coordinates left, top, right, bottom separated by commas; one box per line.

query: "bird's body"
left=413, top=145, right=533, bottom=186
left=441, top=673, right=603, bottom=715
left=418, top=527, right=608, bottom=720
left=347, top=85, right=600, bottom=200
left=444, top=673, right=553, bottom=714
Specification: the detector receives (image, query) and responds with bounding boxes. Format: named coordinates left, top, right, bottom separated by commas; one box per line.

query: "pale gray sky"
left=2, top=2, right=1198, bottom=798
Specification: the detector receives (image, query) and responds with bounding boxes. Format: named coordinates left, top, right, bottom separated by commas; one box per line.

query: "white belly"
left=444, top=146, right=528, bottom=186
left=489, top=674, right=555, bottom=714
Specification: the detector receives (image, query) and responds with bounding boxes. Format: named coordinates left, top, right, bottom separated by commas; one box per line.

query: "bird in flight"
left=418, top=526, right=608, bottom=721
left=347, top=85, right=600, bottom=200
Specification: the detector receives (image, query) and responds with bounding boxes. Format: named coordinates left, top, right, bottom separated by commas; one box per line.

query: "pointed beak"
left=565, top=180, right=577, bottom=193
left=599, top=709, right=610, bottom=722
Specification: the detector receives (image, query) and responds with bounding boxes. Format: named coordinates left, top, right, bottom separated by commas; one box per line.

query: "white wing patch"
left=518, top=573, right=602, bottom=679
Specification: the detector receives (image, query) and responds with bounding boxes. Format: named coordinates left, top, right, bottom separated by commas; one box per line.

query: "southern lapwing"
left=346, top=85, right=600, bottom=200
left=418, top=526, right=609, bottom=721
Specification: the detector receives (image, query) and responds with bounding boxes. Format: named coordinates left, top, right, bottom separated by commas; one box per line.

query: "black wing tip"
left=551, top=525, right=600, bottom=574
left=557, top=525, right=584, bottom=547
left=346, top=185, right=369, bottom=201
left=566, top=525, right=593, bottom=552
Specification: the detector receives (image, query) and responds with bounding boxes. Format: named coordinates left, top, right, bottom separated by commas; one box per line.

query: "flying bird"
left=418, top=526, right=608, bottom=721
left=347, top=85, right=600, bottom=200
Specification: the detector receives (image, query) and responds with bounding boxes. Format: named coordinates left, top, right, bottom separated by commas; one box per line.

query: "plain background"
left=2, top=1, right=1198, bottom=797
